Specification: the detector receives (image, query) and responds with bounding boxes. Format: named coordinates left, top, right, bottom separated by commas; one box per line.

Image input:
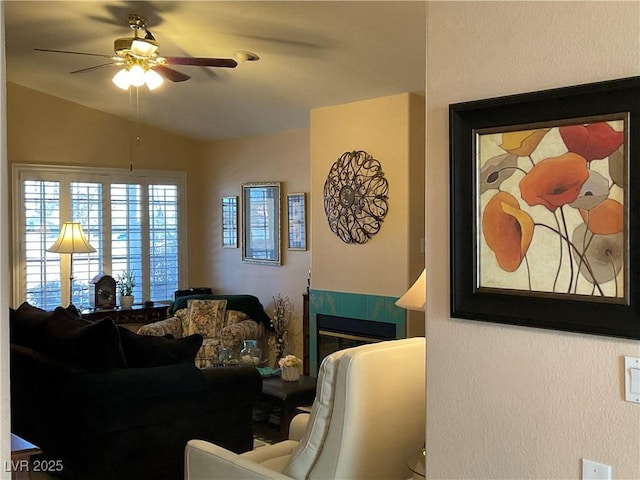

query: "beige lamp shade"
left=395, top=268, right=426, bottom=311
left=47, top=222, right=96, bottom=254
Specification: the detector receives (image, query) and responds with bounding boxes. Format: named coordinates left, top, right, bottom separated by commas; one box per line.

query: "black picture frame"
left=450, top=76, right=640, bottom=340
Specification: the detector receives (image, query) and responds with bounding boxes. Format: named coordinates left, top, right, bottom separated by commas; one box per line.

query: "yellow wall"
left=7, top=82, right=202, bottom=301
left=310, top=93, right=425, bottom=298
left=426, top=2, right=640, bottom=479
left=8, top=83, right=198, bottom=170
left=195, top=130, right=311, bottom=357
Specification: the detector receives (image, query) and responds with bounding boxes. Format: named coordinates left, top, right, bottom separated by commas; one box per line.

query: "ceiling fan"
left=35, top=14, right=259, bottom=89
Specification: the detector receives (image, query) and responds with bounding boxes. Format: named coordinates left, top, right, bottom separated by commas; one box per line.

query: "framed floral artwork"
left=450, top=77, right=640, bottom=339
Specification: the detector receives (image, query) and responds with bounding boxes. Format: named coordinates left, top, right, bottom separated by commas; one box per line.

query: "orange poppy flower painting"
left=451, top=77, right=640, bottom=339
left=478, top=117, right=626, bottom=300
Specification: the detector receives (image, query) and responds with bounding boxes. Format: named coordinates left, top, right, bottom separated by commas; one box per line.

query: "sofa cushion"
left=186, top=299, right=228, bottom=337
left=225, top=309, right=250, bottom=325
left=118, top=326, right=203, bottom=367
left=65, top=362, right=207, bottom=433
left=220, top=319, right=265, bottom=351
left=43, top=307, right=127, bottom=369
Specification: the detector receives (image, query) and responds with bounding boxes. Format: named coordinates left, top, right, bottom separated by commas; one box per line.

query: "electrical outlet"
left=582, top=459, right=612, bottom=480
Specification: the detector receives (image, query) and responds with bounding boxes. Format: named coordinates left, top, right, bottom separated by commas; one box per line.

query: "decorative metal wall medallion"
left=323, top=150, right=389, bottom=244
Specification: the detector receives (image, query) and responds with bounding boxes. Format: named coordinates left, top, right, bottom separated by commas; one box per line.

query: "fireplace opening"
left=317, top=313, right=397, bottom=367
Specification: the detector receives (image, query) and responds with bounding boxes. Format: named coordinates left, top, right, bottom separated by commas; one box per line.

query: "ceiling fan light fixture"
left=128, top=64, right=146, bottom=87
left=39, top=13, right=256, bottom=90
left=112, top=68, right=131, bottom=90
left=114, top=37, right=159, bottom=59
left=144, top=69, right=163, bottom=90
left=112, top=64, right=163, bottom=91
left=131, top=38, right=159, bottom=58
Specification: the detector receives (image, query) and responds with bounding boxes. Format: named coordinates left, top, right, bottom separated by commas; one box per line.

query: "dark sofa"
left=10, top=303, right=262, bottom=480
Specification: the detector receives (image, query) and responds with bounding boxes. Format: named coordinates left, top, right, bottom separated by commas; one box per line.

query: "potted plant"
left=278, top=354, right=302, bottom=382
left=116, top=270, right=136, bottom=309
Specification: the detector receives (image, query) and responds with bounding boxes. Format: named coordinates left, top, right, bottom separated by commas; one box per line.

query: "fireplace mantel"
left=308, top=289, right=406, bottom=374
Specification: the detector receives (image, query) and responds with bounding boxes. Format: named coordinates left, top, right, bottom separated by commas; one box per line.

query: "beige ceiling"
left=4, top=1, right=426, bottom=141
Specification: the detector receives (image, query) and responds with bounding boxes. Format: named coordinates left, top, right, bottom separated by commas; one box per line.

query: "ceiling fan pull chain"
left=128, top=87, right=133, bottom=171
left=131, top=87, right=142, bottom=172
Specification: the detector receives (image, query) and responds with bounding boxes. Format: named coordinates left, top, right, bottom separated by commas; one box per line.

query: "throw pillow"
left=186, top=299, right=227, bottom=337
left=118, top=326, right=203, bottom=367
left=10, top=302, right=52, bottom=351
left=10, top=302, right=90, bottom=352
left=43, top=307, right=127, bottom=369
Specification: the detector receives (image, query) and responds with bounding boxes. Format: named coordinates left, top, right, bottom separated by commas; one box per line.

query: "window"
left=13, top=165, right=186, bottom=310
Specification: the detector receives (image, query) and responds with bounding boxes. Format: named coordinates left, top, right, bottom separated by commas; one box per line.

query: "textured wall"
left=426, top=2, right=640, bottom=479
left=310, top=93, right=425, bottom=298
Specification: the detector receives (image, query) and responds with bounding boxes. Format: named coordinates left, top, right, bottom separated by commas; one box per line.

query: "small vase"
left=281, top=365, right=300, bottom=382
left=240, top=339, right=261, bottom=366
left=217, top=347, right=235, bottom=367
left=120, top=295, right=134, bottom=309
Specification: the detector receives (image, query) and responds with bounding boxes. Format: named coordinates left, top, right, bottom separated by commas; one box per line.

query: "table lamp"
left=396, top=268, right=426, bottom=477
left=47, top=221, right=96, bottom=306
left=395, top=268, right=426, bottom=311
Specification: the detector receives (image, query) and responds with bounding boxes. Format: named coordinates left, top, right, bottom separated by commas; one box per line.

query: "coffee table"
left=260, top=375, right=317, bottom=440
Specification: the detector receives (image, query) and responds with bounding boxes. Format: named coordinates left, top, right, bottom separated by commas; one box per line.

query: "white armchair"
left=185, top=337, right=426, bottom=480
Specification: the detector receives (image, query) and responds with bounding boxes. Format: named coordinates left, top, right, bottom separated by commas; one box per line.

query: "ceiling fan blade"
left=70, top=63, right=119, bottom=75
left=34, top=48, right=112, bottom=59
left=164, top=56, right=238, bottom=68
left=152, top=65, right=191, bottom=83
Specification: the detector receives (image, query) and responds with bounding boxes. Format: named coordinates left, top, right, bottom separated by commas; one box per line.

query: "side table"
left=260, top=375, right=317, bottom=440
left=81, top=304, right=169, bottom=330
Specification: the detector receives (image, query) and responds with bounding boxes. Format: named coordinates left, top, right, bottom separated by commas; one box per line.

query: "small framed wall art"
left=287, top=193, right=307, bottom=250
left=221, top=196, right=238, bottom=248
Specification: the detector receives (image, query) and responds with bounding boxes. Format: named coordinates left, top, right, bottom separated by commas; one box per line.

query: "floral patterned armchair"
left=138, top=296, right=269, bottom=368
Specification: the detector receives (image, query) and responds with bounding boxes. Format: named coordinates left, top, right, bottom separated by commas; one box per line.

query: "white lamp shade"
left=112, top=68, right=131, bottom=90
left=47, top=222, right=96, bottom=254
left=128, top=65, right=146, bottom=87
left=145, top=69, right=164, bottom=90
left=395, top=268, right=426, bottom=311
left=113, top=65, right=163, bottom=91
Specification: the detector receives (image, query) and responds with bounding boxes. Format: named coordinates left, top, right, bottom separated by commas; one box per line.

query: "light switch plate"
left=625, top=356, right=640, bottom=404
left=582, top=459, right=612, bottom=480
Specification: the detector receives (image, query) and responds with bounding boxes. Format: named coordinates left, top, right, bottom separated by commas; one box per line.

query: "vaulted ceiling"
left=5, top=1, right=426, bottom=141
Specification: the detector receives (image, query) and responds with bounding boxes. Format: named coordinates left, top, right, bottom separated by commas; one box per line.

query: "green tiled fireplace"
left=308, top=289, right=406, bottom=374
